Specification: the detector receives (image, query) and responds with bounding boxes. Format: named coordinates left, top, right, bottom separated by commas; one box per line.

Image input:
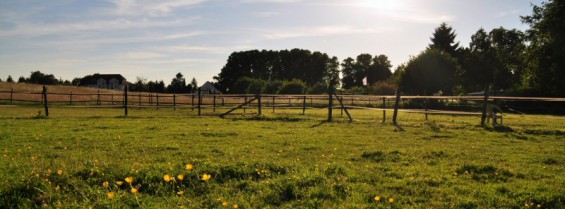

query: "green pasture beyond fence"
left=1, top=86, right=565, bottom=124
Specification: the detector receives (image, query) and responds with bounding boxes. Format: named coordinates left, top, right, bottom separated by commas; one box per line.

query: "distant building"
left=199, top=81, right=221, bottom=94
left=85, top=74, right=127, bottom=90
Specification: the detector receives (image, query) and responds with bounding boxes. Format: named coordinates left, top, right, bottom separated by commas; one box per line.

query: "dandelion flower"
left=55, top=186, right=60, bottom=191
left=131, top=188, right=138, bottom=193
left=177, top=191, right=184, bottom=196
left=107, top=192, right=115, bottom=200
left=202, top=174, right=211, bottom=181
left=117, top=181, right=124, bottom=186
left=103, top=181, right=109, bottom=188
left=233, top=204, right=239, bottom=208
left=389, top=197, right=394, bottom=203
left=177, top=174, right=184, bottom=181
left=374, top=196, right=381, bottom=201
left=164, top=174, right=172, bottom=182
left=185, top=164, right=193, bottom=171
left=125, top=177, right=134, bottom=184
left=222, top=201, right=228, bottom=206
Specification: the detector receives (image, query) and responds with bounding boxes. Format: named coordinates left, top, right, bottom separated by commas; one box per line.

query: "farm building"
left=85, top=74, right=127, bottom=90
left=200, top=81, right=221, bottom=94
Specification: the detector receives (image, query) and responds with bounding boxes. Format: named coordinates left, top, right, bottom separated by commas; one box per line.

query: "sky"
left=0, top=0, right=545, bottom=85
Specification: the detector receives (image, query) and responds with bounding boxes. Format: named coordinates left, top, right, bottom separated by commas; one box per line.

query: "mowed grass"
left=0, top=106, right=563, bottom=208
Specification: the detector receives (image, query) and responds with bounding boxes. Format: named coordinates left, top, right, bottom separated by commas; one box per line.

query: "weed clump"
left=456, top=164, right=514, bottom=183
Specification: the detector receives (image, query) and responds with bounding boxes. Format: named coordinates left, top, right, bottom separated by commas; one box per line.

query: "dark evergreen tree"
left=429, top=22, right=461, bottom=57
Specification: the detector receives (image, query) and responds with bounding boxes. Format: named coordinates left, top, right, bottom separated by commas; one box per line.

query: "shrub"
left=278, top=79, right=307, bottom=94
left=307, top=82, right=328, bottom=94
left=368, top=81, right=397, bottom=95
left=263, top=80, right=284, bottom=94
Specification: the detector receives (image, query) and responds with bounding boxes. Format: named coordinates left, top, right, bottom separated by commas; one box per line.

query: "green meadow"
left=0, top=106, right=563, bottom=208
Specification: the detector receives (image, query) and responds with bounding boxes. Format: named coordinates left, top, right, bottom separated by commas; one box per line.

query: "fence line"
left=1, top=86, right=564, bottom=124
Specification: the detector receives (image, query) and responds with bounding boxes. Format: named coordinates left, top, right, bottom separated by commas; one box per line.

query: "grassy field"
left=0, top=106, right=563, bottom=208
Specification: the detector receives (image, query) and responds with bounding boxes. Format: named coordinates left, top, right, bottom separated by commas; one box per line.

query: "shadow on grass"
left=394, top=124, right=405, bottom=132
left=484, top=125, right=514, bottom=132
left=228, top=115, right=305, bottom=122
left=310, top=121, right=328, bottom=128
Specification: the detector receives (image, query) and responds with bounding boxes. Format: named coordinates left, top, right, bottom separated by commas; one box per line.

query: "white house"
left=86, top=74, right=127, bottom=90
left=199, top=81, right=221, bottom=94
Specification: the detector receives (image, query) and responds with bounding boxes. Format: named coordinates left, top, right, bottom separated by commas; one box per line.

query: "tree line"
left=214, top=0, right=564, bottom=96
left=3, top=71, right=199, bottom=94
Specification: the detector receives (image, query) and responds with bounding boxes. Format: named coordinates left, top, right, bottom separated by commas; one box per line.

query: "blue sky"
left=0, top=0, right=544, bottom=85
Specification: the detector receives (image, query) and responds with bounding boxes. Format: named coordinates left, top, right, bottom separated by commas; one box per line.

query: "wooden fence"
left=1, top=86, right=564, bottom=124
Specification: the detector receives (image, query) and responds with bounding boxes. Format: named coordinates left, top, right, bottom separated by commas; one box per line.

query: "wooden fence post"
left=244, top=96, right=247, bottom=114
left=43, top=86, right=49, bottom=117
left=124, top=86, right=128, bottom=116
left=69, top=91, right=73, bottom=105
left=328, top=88, right=333, bottom=122
left=191, top=94, right=195, bottom=111
left=272, top=96, right=276, bottom=113
left=222, top=97, right=225, bottom=106
left=10, top=88, right=13, bottom=104
left=480, top=87, right=490, bottom=126
left=382, top=97, right=386, bottom=123
left=156, top=93, right=159, bottom=110
left=392, top=89, right=401, bottom=125
left=340, top=96, right=344, bottom=116
left=138, top=93, right=141, bottom=106
left=198, top=88, right=202, bottom=116
left=213, top=95, right=216, bottom=112
left=302, top=95, right=306, bottom=115
left=257, top=94, right=262, bottom=115
left=173, top=94, right=176, bottom=111
left=97, top=90, right=100, bottom=105
left=111, top=94, right=114, bottom=105
left=425, top=98, right=429, bottom=121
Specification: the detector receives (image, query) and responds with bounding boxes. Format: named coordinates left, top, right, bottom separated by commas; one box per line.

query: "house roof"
left=84, top=74, right=126, bottom=85
left=200, top=81, right=220, bottom=92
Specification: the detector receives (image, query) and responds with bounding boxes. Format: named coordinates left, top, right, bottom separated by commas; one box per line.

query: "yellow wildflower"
left=103, top=181, right=109, bottom=188
left=177, top=174, right=184, bottom=181
left=374, top=196, right=381, bottom=201
left=222, top=201, right=229, bottom=206
left=177, top=191, right=184, bottom=196
left=202, top=174, right=211, bottom=181
left=389, top=197, right=394, bottom=203
left=57, top=170, right=62, bottom=175
left=185, top=164, right=193, bottom=171
left=164, top=174, right=172, bottom=182
left=131, top=188, right=138, bottom=193
left=117, top=181, right=124, bottom=186
left=233, top=204, right=239, bottom=208
left=125, top=177, right=134, bottom=184
left=107, top=192, right=115, bottom=200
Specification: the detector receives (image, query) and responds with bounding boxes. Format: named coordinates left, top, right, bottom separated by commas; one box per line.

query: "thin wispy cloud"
left=240, top=0, right=301, bottom=3
left=107, top=0, right=207, bottom=17
left=0, top=17, right=201, bottom=37
left=263, top=25, right=399, bottom=40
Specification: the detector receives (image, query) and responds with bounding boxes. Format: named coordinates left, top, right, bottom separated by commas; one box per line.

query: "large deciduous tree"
left=521, top=0, right=565, bottom=96
left=399, top=49, right=460, bottom=95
